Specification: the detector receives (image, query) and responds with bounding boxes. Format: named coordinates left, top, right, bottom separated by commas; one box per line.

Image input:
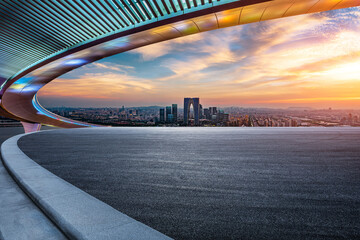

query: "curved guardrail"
left=1, top=132, right=172, bottom=240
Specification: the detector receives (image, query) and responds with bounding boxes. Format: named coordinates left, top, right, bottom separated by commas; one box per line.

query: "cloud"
left=39, top=72, right=155, bottom=100
left=39, top=7, right=360, bottom=108
left=289, top=51, right=360, bottom=75
left=132, top=42, right=174, bottom=61
left=91, top=62, right=134, bottom=73
left=131, top=33, right=204, bottom=61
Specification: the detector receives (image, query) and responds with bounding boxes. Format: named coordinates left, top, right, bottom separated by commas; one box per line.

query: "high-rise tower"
left=166, top=106, right=172, bottom=123
left=159, top=108, right=165, bottom=123
left=172, top=104, right=178, bottom=123
left=184, top=97, right=200, bottom=125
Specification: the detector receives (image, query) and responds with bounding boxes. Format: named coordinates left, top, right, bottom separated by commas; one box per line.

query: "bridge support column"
left=21, top=122, right=41, bottom=133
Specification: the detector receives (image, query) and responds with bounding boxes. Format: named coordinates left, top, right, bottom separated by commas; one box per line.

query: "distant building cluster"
left=159, top=104, right=178, bottom=124
left=49, top=106, right=159, bottom=126
left=44, top=105, right=360, bottom=127
left=2, top=101, right=358, bottom=128
left=225, top=107, right=360, bottom=127
left=202, top=107, right=230, bottom=125
left=158, top=98, right=229, bottom=126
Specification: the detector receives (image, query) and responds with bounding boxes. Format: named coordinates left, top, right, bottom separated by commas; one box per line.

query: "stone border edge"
left=1, top=132, right=172, bottom=240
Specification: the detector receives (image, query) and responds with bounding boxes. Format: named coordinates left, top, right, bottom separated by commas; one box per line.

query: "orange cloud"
left=39, top=7, right=360, bottom=109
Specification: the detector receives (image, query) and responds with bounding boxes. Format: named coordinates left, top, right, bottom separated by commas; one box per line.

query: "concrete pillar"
left=21, top=122, right=41, bottom=133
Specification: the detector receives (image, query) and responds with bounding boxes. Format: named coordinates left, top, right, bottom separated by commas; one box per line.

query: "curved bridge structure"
left=1, top=0, right=359, bottom=129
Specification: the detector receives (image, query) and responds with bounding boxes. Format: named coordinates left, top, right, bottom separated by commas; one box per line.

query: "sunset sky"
left=38, top=7, right=360, bottom=109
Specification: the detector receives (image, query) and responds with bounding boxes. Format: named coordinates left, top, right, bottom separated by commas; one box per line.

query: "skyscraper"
left=172, top=104, right=178, bottom=123
left=209, top=107, right=217, bottom=115
left=166, top=106, right=172, bottom=123
left=159, top=108, right=165, bottom=123
left=167, top=114, right=174, bottom=123
left=184, top=97, right=200, bottom=125
left=204, top=108, right=210, bottom=120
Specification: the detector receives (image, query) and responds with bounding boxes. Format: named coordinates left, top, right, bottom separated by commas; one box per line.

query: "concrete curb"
left=1, top=133, right=172, bottom=240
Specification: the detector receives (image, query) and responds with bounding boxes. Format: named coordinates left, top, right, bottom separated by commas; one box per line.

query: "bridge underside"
left=1, top=0, right=359, bottom=129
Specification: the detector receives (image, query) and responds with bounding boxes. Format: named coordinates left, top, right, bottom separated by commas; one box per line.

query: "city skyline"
left=41, top=94, right=360, bottom=128
left=43, top=104, right=360, bottom=127
left=38, top=104, right=360, bottom=111
left=37, top=7, right=360, bottom=109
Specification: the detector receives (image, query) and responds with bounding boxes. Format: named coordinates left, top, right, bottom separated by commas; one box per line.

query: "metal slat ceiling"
left=0, top=0, right=216, bottom=82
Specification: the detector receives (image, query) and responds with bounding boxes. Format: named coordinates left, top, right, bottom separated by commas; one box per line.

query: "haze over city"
left=37, top=7, right=360, bottom=109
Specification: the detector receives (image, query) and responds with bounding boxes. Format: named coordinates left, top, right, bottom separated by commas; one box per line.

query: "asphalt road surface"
left=19, top=127, right=360, bottom=240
